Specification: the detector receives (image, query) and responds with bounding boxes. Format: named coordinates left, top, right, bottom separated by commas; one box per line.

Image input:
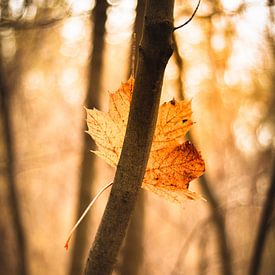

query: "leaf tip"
left=64, top=237, right=71, bottom=251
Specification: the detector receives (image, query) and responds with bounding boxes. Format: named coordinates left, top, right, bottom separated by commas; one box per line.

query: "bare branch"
left=174, top=0, right=201, bottom=31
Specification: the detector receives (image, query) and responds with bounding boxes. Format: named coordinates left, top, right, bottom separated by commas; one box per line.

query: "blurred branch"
left=0, top=10, right=91, bottom=30
left=0, top=11, right=91, bottom=30
left=0, top=48, right=29, bottom=275
left=172, top=218, right=210, bottom=274
left=248, top=4, right=275, bottom=273
left=248, top=154, right=275, bottom=275
left=200, top=176, right=233, bottom=275
left=68, top=1, right=108, bottom=275
left=198, top=229, right=208, bottom=275
left=172, top=34, right=233, bottom=275
left=172, top=33, right=184, bottom=100
left=84, top=1, right=175, bottom=274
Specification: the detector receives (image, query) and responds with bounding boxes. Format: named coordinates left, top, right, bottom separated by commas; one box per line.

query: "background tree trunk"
left=0, top=48, right=29, bottom=275
left=173, top=28, right=233, bottom=275
left=68, top=1, right=108, bottom=275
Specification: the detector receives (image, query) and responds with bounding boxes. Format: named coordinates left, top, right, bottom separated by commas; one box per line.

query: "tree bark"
left=119, top=1, right=146, bottom=274
left=84, top=1, right=174, bottom=274
left=69, top=1, right=108, bottom=275
left=0, top=50, right=29, bottom=275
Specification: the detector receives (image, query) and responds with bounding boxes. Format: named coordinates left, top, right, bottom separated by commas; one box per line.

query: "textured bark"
left=119, top=1, right=146, bottom=274
left=84, top=1, right=174, bottom=274
left=68, top=1, right=108, bottom=275
left=0, top=52, right=29, bottom=275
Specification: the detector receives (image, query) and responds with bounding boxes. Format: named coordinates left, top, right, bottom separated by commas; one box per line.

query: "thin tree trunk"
left=200, top=176, right=232, bottom=275
left=248, top=157, right=275, bottom=275
left=69, top=1, right=108, bottom=275
left=119, top=1, right=146, bottom=274
left=173, top=33, right=233, bottom=275
left=172, top=33, right=184, bottom=100
left=84, top=1, right=174, bottom=274
left=248, top=6, right=275, bottom=273
left=0, top=50, right=29, bottom=275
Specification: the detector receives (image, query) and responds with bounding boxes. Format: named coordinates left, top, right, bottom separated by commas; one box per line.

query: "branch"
left=84, top=0, right=175, bottom=274
left=248, top=156, right=275, bottom=275
left=200, top=176, right=233, bottom=275
left=174, top=0, right=201, bottom=31
left=172, top=34, right=233, bottom=275
left=68, top=1, right=108, bottom=274
left=0, top=10, right=91, bottom=30
left=0, top=51, right=29, bottom=275
left=172, top=33, right=185, bottom=100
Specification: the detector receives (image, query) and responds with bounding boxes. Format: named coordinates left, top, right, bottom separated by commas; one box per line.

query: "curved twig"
left=174, top=0, right=201, bottom=31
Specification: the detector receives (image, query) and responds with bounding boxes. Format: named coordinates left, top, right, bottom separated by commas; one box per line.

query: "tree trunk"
left=173, top=24, right=233, bottom=275
left=119, top=1, right=146, bottom=274
left=84, top=1, right=174, bottom=274
left=69, top=1, right=108, bottom=275
left=248, top=157, right=275, bottom=275
left=0, top=48, right=29, bottom=275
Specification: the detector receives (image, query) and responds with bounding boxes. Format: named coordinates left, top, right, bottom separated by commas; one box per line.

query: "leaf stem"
left=64, top=182, right=113, bottom=250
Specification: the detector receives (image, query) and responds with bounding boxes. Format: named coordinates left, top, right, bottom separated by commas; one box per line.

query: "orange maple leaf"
left=86, top=77, right=205, bottom=203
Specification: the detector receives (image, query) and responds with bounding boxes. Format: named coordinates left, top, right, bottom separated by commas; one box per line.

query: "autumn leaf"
left=86, top=77, right=205, bottom=203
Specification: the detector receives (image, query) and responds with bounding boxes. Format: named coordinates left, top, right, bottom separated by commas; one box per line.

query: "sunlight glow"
left=23, top=4, right=37, bottom=21
left=25, top=70, right=45, bottom=91
left=1, top=30, right=16, bottom=60
left=239, top=101, right=266, bottom=125
left=186, top=63, right=211, bottom=90
left=68, top=0, right=95, bottom=15
left=60, top=68, right=78, bottom=87
left=179, top=22, right=203, bottom=45
left=221, top=0, right=242, bottom=12
left=166, top=59, right=179, bottom=80
left=61, top=18, right=86, bottom=42
left=105, top=0, right=137, bottom=44
left=257, top=123, right=274, bottom=148
left=9, top=0, right=24, bottom=16
left=211, top=34, right=226, bottom=51
left=107, top=0, right=121, bottom=6
left=233, top=120, right=257, bottom=155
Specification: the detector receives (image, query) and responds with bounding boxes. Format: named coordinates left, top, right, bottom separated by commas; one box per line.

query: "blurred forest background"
left=0, top=0, right=274, bottom=275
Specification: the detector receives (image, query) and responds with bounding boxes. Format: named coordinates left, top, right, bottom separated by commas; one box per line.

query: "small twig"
left=174, top=0, right=201, bottom=31
left=64, top=182, right=113, bottom=250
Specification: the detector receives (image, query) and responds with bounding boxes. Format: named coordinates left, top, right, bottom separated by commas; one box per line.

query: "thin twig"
left=64, top=182, right=113, bottom=250
left=174, top=0, right=201, bottom=31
